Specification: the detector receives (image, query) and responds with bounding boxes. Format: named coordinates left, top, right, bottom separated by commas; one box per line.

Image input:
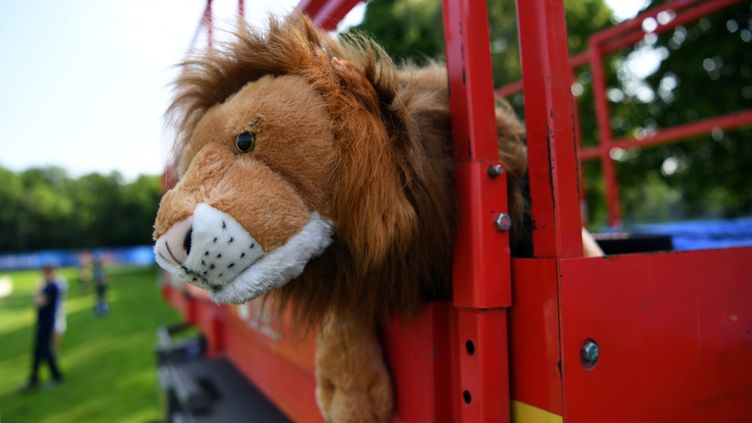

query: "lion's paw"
left=315, top=367, right=393, bottom=423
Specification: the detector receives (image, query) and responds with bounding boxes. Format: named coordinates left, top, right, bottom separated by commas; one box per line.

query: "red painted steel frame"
left=158, top=1, right=752, bottom=422
left=498, top=0, right=752, bottom=226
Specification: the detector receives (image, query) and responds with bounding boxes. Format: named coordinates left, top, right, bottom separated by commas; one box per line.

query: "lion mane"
left=164, top=12, right=527, bottom=327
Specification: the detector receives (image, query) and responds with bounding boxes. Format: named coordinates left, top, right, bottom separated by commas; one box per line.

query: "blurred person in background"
left=93, top=256, right=109, bottom=316
left=19, top=264, right=64, bottom=391
left=53, top=274, right=68, bottom=352
left=77, top=251, right=93, bottom=293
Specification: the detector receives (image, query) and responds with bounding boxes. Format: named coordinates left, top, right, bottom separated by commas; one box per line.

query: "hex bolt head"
left=581, top=339, right=599, bottom=369
left=487, top=164, right=505, bottom=178
left=493, top=213, right=512, bottom=231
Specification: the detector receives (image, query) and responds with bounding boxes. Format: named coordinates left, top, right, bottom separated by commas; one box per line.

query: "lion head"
left=153, top=13, right=527, bottom=325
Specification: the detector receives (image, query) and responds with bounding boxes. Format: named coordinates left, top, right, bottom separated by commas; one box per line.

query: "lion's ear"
left=329, top=36, right=399, bottom=116
left=331, top=57, right=381, bottom=113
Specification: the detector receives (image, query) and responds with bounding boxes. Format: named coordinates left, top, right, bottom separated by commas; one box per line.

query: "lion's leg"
left=315, top=316, right=393, bottom=423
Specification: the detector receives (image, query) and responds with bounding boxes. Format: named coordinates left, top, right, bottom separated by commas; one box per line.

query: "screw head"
left=487, top=164, right=505, bottom=178
left=493, top=213, right=512, bottom=231
left=581, top=339, right=599, bottom=369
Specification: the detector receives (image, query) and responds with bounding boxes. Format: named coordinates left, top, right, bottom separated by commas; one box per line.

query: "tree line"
left=0, top=165, right=162, bottom=252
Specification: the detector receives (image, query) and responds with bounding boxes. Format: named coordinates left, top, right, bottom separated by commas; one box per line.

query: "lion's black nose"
left=183, top=227, right=193, bottom=256
left=154, top=217, right=194, bottom=263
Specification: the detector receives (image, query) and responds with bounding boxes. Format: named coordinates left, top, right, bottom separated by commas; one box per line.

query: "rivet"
left=487, top=164, right=504, bottom=178
left=493, top=213, right=512, bottom=231
left=581, top=339, right=599, bottom=369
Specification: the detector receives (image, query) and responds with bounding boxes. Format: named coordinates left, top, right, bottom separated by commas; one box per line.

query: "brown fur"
left=162, top=12, right=527, bottom=328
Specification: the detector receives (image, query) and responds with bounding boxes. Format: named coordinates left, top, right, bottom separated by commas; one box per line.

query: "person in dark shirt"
left=93, top=256, right=109, bottom=316
left=20, top=265, right=64, bottom=391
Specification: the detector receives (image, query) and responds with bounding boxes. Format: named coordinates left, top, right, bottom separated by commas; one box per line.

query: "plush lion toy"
left=153, top=12, right=595, bottom=423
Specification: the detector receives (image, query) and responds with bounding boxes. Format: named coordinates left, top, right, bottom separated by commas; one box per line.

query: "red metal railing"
left=497, top=0, right=752, bottom=226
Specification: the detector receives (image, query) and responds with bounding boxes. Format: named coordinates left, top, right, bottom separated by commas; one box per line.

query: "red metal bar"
left=596, top=0, right=742, bottom=55
left=187, top=1, right=213, bottom=51
left=441, top=0, right=512, bottom=421
left=495, top=80, right=523, bottom=98
left=571, top=70, right=589, bottom=219
left=205, top=0, right=213, bottom=48
left=579, top=109, right=752, bottom=159
left=299, top=0, right=361, bottom=31
left=297, top=0, right=325, bottom=20
left=516, top=0, right=583, bottom=257
left=495, top=51, right=589, bottom=98
left=238, top=0, right=245, bottom=18
left=589, top=39, right=623, bottom=226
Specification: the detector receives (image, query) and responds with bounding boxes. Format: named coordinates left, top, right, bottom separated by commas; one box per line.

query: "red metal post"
left=516, top=0, right=583, bottom=257
left=442, top=0, right=512, bottom=421
left=589, top=42, right=622, bottom=226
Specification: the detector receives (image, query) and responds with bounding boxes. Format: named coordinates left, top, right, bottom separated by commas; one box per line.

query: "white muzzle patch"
left=154, top=202, right=334, bottom=304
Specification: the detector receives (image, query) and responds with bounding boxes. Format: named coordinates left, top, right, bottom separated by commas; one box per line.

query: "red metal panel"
left=509, top=259, right=563, bottom=415
left=382, top=303, right=454, bottom=423
left=516, top=0, right=583, bottom=257
left=189, top=294, right=225, bottom=356
left=222, top=309, right=324, bottom=423
left=559, top=248, right=752, bottom=422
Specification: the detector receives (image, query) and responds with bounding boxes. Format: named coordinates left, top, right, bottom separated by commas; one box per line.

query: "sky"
left=0, top=0, right=645, bottom=180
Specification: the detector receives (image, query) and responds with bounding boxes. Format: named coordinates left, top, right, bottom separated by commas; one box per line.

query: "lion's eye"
left=235, top=132, right=256, bottom=153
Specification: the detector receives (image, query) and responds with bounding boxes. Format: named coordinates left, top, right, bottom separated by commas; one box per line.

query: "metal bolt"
left=487, top=164, right=504, bottom=178
left=581, top=339, right=599, bottom=369
left=493, top=213, right=512, bottom=231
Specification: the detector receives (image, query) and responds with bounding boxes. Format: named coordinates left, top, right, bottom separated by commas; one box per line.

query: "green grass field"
left=0, top=265, right=180, bottom=423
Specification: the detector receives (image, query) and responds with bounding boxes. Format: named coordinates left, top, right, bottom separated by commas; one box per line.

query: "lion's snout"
left=154, top=201, right=336, bottom=304
left=154, top=203, right=265, bottom=291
